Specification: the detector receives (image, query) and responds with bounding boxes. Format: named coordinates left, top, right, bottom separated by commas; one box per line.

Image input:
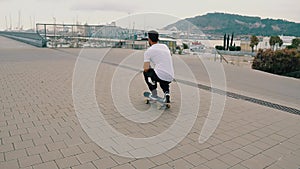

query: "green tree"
left=223, top=33, right=226, bottom=50
left=183, top=43, right=189, bottom=49
left=250, top=35, right=259, bottom=53
left=279, top=39, right=283, bottom=48
left=230, top=33, right=234, bottom=47
left=286, top=38, right=300, bottom=49
left=292, top=38, right=300, bottom=48
left=226, top=35, right=230, bottom=50
left=269, top=36, right=283, bottom=50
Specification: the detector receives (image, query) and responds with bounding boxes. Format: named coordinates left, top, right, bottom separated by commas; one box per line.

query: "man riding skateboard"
left=143, top=30, right=174, bottom=103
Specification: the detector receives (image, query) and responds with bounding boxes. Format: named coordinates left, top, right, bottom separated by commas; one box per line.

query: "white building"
left=257, top=35, right=295, bottom=50
left=257, top=37, right=271, bottom=50
left=280, top=35, right=295, bottom=47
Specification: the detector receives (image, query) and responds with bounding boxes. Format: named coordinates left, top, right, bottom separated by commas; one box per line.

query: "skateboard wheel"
left=166, top=104, right=171, bottom=109
left=145, top=99, right=150, bottom=104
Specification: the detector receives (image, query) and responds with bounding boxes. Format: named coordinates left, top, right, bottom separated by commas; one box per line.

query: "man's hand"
left=144, top=62, right=150, bottom=72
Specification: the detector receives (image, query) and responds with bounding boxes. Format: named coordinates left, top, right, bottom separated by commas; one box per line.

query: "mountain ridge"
left=165, top=12, right=300, bottom=37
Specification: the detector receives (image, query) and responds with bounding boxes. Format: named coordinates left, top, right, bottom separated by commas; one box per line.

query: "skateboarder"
left=143, top=30, right=174, bottom=103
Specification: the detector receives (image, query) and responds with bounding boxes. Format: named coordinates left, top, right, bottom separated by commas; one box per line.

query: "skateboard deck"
left=143, top=91, right=170, bottom=109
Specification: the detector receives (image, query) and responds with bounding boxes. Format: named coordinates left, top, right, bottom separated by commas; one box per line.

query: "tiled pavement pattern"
left=0, top=36, right=300, bottom=169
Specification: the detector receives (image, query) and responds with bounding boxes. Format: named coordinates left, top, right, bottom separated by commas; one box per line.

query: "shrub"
left=236, top=46, right=241, bottom=51
left=172, top=48, right=176, bottom=54
left=215, top=45, right=224, bottom=50
left=286, top=45, right=295, bottom=49
left=229, top=46, right=236, bottom=51
left=252, top=49, right=300, bottom=78
left=178, top=49, right=183, bottom=55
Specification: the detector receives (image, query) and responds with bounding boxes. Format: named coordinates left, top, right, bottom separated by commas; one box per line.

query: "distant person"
left=143, top=30, right=174, bottom=103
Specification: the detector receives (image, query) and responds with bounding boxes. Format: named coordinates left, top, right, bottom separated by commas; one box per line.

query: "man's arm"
left=144, top=62, right=150, bottom=72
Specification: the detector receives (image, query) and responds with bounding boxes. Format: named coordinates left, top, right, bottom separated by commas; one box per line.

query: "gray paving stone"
left=55, top=156, right=80, bottom=169
left=165, top=148, right=187, bottom=160
left=26, top=145, right=48, bottom=156
left=5, top=149, right=27, bottom=161
left=0, top=152, right=4, bottom=162
left=60, top=146, right=83, bottom=157
left=131, top=158, right=156, bottom=169
left=241, top=144, right=264, bottom=155
left=40, top=150, right=63, bottom=162
left=149, top=154, right=172, bottom=166
left=13, top=139, right=34, bottom=150
left=241, top=154, right=276, bottom=169
left=204, top=158, right=230, bottom=169
left=191, top=164, right=211, bottom=169
left=230, top=149, right=253, bottom=161
left=92, top=157, right=118, bottom=169
left=152, top=164, right=173, bottom=169
left=76, top=151, right=99, bottom=164
left=217, top=153, right=242, bottom=166
left=111, top=163, right=136, bottom=169
left=2, top=135, right=22, bottom=145
left=168, top=158, right=194, bottom=169
left=71, top=162, right=97, bottom=169
left=33, top=161, right=58, bottom=169
left=0, top=159, right=19, bottom=169
left=46, top=141, right=67, bottom=151
left=229, top=164, right=249, bottom=169
left=33, top=136, right=53, bottom=146
left=221, top=141, right=243, bottom=150
left=210, top=144, right=232, bottom=155
left=19, top=154, right=42, bottom=168
left=110, top=155, right=135, bottom=165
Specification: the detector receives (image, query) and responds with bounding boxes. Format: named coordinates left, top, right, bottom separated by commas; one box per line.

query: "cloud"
left=71, top=2, right=140, bottom=13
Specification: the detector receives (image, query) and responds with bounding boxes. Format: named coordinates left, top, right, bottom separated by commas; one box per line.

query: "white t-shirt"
left=144, top=44, right=174, bottom=82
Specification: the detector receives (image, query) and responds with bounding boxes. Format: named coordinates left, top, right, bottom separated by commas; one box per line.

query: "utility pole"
left=33, top=16, right=36, bottom=32
left=30, top=16, right=32, bottom=31
left=5, top=16, right=8, bottom=30
left=9, top=14, right=12, bottom=30
left=53, top=17, right=56, bottom=47
left=18, top=10, right=21, bottom=31
left=187, top=22, right=190, bottom=40
left=132, top=21, right=135, bottom=49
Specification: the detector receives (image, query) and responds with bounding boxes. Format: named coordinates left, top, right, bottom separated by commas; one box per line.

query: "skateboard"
left=143, top=91, right=171, bottom=109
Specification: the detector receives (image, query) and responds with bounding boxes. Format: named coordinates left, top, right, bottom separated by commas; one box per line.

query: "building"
left=257, top=37, right=271, bottom=50
left=280, top=35, right=295, bottom=48
left=256, top=36, right=295, bottom=50
left=159, top=37, right=177, bottom=51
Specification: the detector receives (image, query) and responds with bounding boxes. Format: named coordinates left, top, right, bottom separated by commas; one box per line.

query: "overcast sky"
left=0, top=0, right=299, bottom=30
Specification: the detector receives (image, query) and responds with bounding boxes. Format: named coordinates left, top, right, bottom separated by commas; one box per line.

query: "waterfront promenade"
left=0, top=36, right=300, bottom=169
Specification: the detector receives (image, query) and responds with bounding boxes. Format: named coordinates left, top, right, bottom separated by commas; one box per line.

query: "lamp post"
left=53, top=17, right=56, bottom=47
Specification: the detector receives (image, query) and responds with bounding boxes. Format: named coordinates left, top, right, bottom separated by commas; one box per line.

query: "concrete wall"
left=0, top=31, right=46, bottom=47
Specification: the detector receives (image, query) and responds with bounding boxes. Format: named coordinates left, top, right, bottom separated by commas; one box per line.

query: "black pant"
left=143, top=69, right=171, bottom=94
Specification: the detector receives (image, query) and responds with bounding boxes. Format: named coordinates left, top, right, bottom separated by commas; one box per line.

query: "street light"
left=53, top=17, right=56, bottom=47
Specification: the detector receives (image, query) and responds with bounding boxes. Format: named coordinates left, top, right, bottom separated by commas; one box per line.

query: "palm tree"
left=250, top=35, right=259, bottom=53
left=269, top=36, right=283, bottom=50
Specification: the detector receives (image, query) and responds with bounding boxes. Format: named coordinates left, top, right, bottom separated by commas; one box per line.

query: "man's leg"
left=159, top=80, right=171, bottom=103
left=143, top=69, right=158, bottom=97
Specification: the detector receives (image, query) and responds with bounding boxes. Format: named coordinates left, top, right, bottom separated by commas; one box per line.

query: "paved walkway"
left=0, top=36, right=300, bottom=169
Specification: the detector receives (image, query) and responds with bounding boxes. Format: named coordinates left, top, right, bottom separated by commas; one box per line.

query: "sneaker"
left=164, top=93, right=170, bottom=103
left=149, top=93, right=158, bottom=101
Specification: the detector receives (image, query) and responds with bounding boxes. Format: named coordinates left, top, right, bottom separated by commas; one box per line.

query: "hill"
left=165, top=13, right=300, bottom=37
